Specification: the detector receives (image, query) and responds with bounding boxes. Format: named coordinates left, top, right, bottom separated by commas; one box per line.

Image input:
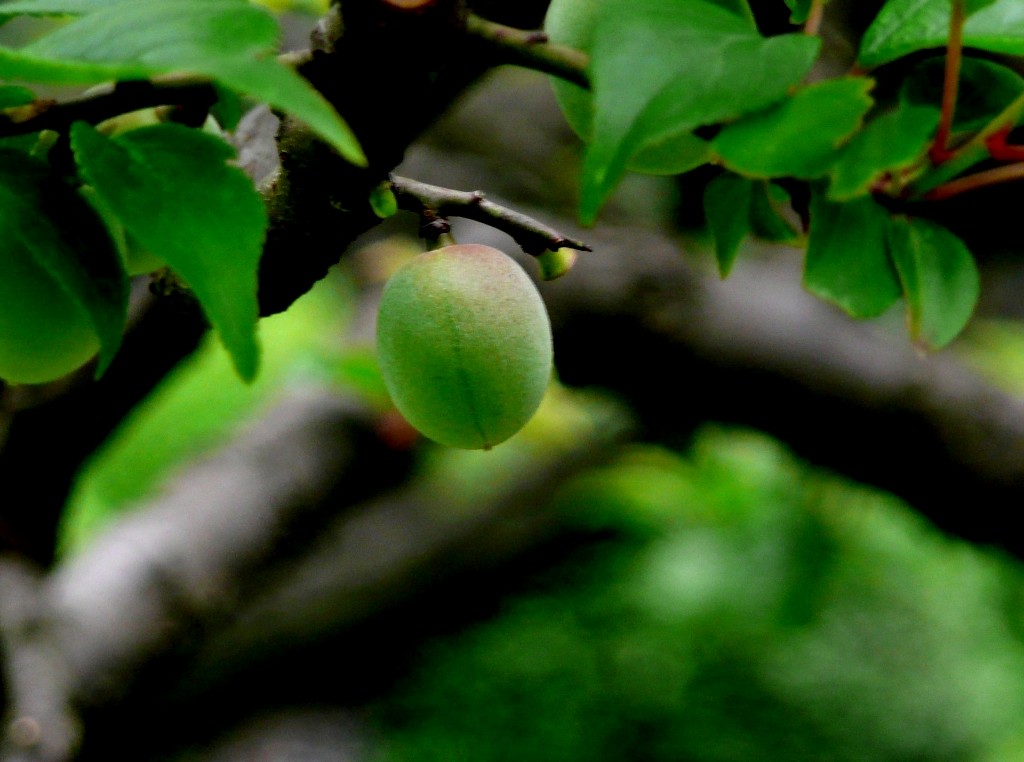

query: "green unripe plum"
left=376, top=244, right=553, bottom=450
left=0, top=240, right=99, bottom=384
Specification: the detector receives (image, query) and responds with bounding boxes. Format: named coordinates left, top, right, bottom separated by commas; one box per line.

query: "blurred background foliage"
left=58, top=237, right=1024, bottom=761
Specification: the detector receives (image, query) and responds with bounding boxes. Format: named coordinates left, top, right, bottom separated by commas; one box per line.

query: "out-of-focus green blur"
left=61, top=252, right=1024, bottom=762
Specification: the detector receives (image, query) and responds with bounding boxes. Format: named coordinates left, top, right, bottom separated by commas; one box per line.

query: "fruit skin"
left=376, top=244, right=553, bottom=450
left=0, top=238, right=99, bottom=384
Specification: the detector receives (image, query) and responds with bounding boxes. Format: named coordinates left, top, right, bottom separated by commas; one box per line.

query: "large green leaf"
left=887, top=216, right=979, bottom=348
left=703, top=173, right=753, bottom=277
left=579, top=0, right=819, bottom=223
left=900, top=56, right=1024, bottom=133
left=804, top=191, right=902, bottom=318
left=828, top=103, right=938, bottom=201
left=0, top=149, right=127, bottom=377
left=0, top=0, right=364, bottom=165
left=71, top=121, right=267, bottom=381
left=860, top=0, right=1024, bottom=68
left=0, top=0, right=116, bottom=20
left=713, top=77, right=874, bottom=180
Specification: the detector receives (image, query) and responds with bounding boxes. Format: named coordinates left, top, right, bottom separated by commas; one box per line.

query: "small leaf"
left=579, top=0, right=819, bottom=223
left=860, top=0, right=1024, bottom=68
left=0, top=85, right=34, bottom=108
left=628, top=130, right=712, bottom=176
left=71, top=121, right=267, bottom=381
left=804, top=190, right=901, bottom=318
left=750, top=182, right=799, bottom=243
left=828, top=104, right=938, bottom=201
left=887, top=215, right=979, bottom=348
left=0, top=0, right=365, bottom=165
left=703, top=173, right=753, bottom=277
left=0, top=149, right=128, bottom=377
left=713, top=77, right=875, bottom=180
left=784, top=0, right=821, bottom=24
left=537, top=247, right=578, bottom=281
left=369, top=182, right=399, bottom=219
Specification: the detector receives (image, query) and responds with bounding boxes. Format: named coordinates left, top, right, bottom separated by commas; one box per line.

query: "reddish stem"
left=924, top=162, right=1024, bottom=201
left=803, top=0, right=825, bottom=36
left=985, top=127, right=1024, bottom=161
left=929, top=0, right=965, bottom=164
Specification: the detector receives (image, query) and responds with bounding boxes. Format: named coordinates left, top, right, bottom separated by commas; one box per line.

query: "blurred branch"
left=540, top=222, right=1024, bottom=558
left=44, top=387, right=410, bottom=708
left=0, top=557, right=78, bottom=762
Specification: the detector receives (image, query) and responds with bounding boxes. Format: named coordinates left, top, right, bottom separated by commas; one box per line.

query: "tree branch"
left=0, top=557, right=79, bottom=762
left=391, top=175, right=591, bottom=254
left=463, top=14, right=589, bottom=89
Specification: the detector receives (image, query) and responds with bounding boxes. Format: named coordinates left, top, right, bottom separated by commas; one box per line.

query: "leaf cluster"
left=0, top=0, right=363, bottom=381
left=548, top=0, right=1024, bottom=349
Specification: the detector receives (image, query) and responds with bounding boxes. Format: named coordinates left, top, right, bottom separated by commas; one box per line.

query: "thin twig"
left=924, top=162, right=1024, bottom=201
left=929, top=0, right=965, bottom=163
left=803, top=0, right=825, bottom=36
left=0, top=80, right=217, bottom=139
left=464, top=14, right=589, bottom=89
left=391, top=175, right=592, bottom=255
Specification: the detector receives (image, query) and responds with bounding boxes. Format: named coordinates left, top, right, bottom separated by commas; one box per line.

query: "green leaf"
left=0, top=85, right=34, bottom=108
left=900, top=56, right=1024, bottom=133
left=860, top=0, right=1024, bottom=68
left=887, top=215, right=979, bottom=348
left=0, top=0, right=365, bottom=165
left=703, top=173, right=753, bottom=277
left=0, top=149, right=128, bottom=377
left=708, top=0, right=756, bottom=23
left=71, top=121, right=267, bottom=381
left=784, top=0, right=819, bottom=24
left=804, top=190, right=901, bottom=318
left=713, top=77, right=874, bottom=180
left=0, top=0, right=116, bottom=20
left=579, top=0, right=819, bottom=223
left=369, top=181, right=398, bottom=219
left=750, top=182, right=799, bottom=243
left=627, top=130, right=712, bottom=176
left=828, top=104, right=938, bottom=201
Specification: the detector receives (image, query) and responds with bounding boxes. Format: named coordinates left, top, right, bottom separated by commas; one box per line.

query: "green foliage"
left=0, top=0, right=363, bottom=163
left=712, top=77, right=874, bottom=180
left=804, top=191, right=902, bottom=319
left=59, top=271, right=360, bottom=553
left=901, top=57, right=1024, bottom=133
left=71, top=122, right=267, bottom=380
left=888, top=215, right=981, bottom=349
left=859, top=0, right=1024, bottom=68
left=828, top=103, right=939, bottom=201
left=577, top=0, right=818, bottom=222
left=538, top=0, right=1022, bottom=349
left=369, top=428, right=1024, bottom=762
left=0, top=149, right=127, bottom=382
left=703, top=173, right=753, bottom=277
